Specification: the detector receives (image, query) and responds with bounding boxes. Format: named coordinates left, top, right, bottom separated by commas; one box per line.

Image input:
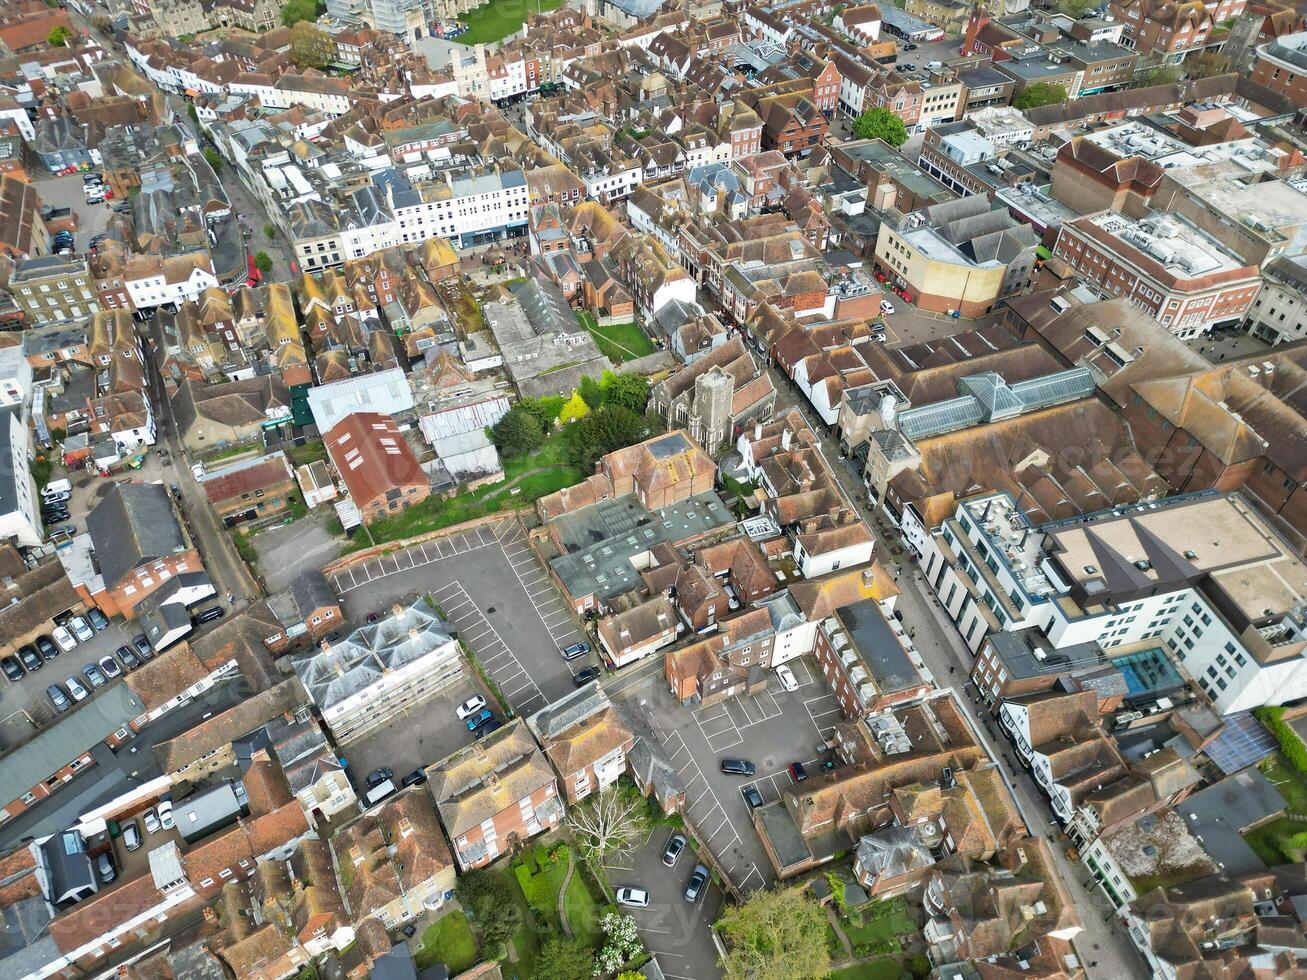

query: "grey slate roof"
left=86, top=482, right=186, bottom=589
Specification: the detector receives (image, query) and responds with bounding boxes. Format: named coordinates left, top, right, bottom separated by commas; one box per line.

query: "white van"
left=42, top=479, right=72, bottom=500
left=363, top=779, right=397, bottom=809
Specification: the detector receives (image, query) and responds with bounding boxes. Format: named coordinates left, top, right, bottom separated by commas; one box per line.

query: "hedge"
left=1255, top=706, right=1307, bottom=775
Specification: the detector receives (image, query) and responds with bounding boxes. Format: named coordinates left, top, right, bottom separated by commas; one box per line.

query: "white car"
left=69, top=616, right=94, bottom=642
left=157, top=801, right=175, bottom=830
left=775, top=664, right=799, bottom=693
left=52, top=625, right=78, bottom=652
left=191, top=462, right=205, bottom=479
left=142, top=808, right=160, bottom=834
left=456, top=695, right=489, bottom=720
left=615, top=887, right=650, bottom=909
left=879, top=299, right=896, bottom=316
left=65, top=676, right=89, bottom=702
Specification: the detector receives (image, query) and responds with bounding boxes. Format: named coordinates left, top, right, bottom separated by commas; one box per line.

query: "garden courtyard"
left=454, top=0, right=567, bottom=44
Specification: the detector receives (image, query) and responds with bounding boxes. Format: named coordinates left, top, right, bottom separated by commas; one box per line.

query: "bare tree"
left=566, top=784, right=652, bottom=865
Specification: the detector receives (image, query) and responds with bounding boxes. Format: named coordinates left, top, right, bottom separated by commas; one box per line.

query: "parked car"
left=193, top=605, right=224, bottom=624
left=42, top=508, right=69, bottom=524
left=774, top=664, right=798, bottom=693
left=661, top=833, right=687, bottom=868
left=573, top=665, right=602, bottom=686
left=1, top=655, right=23, bottom=681
left=41, top=479, right=71, bottom=500
left=17, top=646, right=41, bottom=672
left=464, top=708, right=494, bottom=731
left=455, top=695, right=488, bottom=720
left=143, top=808, right=160, bottom=833
left=720, top=759, right=755, bottom=776
left=70, top=616, right=94, bottom=642
left=191, top=462, right=205, bottom=479
left=47, top=684, right=70, bottom=712
left=98, top=656, right=123, bottom=680
left=40, top=490, right=70, bottom=505
left=560, top=641, right=591, bottom=661
left=122, top=820, right=141, bottom=851
left=52, top=626, right=77, bottom=651
left=616, top=887, right=650, bottom=909
left=87, top=609, right=110, bottom=631
left=401, top=769, right=427, bottom=788
left=365, top=768, right=394, bottom=789
left=116, top=645, right=140, bottom=670
left=741, top=785, right=764, bottom=809
left=96, top=852, right=116, bottom=884
left=684, top=864, right=709, bottom=903
left=473, top=718, right=502, bottom=739
left=65, top=676, right=89, bottom=701
left=35, top=635, right=58, bottom=660
left=82, top=663, right=106, bottom=688
left=157, top=801, right=174, bottom=830
left=879, top=299, right=896, bottom=316
left=788, top=762, right=808, bottom=783
left=132, top=634, right=153, bottom=659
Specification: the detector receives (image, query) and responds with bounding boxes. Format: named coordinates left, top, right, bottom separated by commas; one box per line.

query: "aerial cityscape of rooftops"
left=0, top=0, right=1305, bottom=975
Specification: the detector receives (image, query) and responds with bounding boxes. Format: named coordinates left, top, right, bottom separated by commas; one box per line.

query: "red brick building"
left=814, top=599, right=931, bottom=718
left=1251, top=32, right=1307, bottom=102
left=1052, top=212, right=1260, bottom=337
left=1110, top=0, right=1245, bottom=60
left=427, top=720, right=563, bottom=870
left=325, top=411, right=430, bottom=525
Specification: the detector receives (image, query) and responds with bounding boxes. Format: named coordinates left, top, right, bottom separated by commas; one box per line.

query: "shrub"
left=1256, top=707, right=1307, bottom=775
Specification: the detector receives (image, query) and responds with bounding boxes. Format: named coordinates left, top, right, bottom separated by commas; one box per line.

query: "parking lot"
left=341, top=671, right=494, bottom=789
left=327, top=519, right=594, bottom=717
left=608, top=654, right=845, bottom=895
left=607, top=829, right=725, bottom=980
left=33, top=172, right=115, bottom=251
left=0, top=615, right=145, bottom=750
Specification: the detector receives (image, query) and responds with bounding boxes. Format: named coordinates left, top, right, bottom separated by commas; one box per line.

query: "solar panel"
left=1205, top=711, right=1277, bottom=776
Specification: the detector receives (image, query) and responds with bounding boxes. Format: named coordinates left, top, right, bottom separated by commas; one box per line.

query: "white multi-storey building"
left=922, top=489, right=1307, bottom=713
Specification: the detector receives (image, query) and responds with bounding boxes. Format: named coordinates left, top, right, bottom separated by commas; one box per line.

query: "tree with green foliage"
left=202, top=147, right=223, bottom=171
left=254, top=252, right=273, bottom=275
left=1014, top=82, right=1069, bottom=110
left=534, top=938, right=594, bottom=980
left=1185, top=51, right=1232, bottom=79
left=1058, top=0, right=1095, bottom=16
left=281, top=0, right=321, bottom=27
left=600, top=371, right=650, bottom=414
left=263, top=223, right=278, bottom=239
left=717, top=886, right=830, bottom=980
left=1137, top=62, right=1183, bottom=87
left=517, top=395, right=566, bottom=431
left=455, top=870, right=520, bottom=961
left=578, top=374, right=604, bottom=410
left=566, top=405, right=646, bottom=473
left=852, top=107, right=908, bottom=146
left=491, top=405, right=545, bottom=458
left=47, top=25, right=72, bottom=46
left=558, top=391, right=590, bottom=424
left=908, top=954, right=933, bottom=979
left=288, top=21, right=333, bottom=70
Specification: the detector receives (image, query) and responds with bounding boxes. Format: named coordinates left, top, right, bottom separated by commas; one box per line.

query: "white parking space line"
left=430, top=582, right=545, bottom=716
left=329, top=526, right=505, bottom=594
left=493, top=518, right=585, bottom=650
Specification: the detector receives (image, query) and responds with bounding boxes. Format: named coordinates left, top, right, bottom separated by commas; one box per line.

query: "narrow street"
left=764, top=364, right=1146, bottom=980
left=144, top=317, right=261, bottom=604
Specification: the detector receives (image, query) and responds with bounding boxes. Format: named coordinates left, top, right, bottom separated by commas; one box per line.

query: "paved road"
left=144, top=317, right=260, bottom=604
left=766, top=367, right=1146, bottom=979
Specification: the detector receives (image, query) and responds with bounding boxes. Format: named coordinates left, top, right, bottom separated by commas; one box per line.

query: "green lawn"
left=415, top=911, right=478, bottom=972
left=841, top=897, right=915, bottom=952
left=286, top=439, right=327, bottom=467
left=828, top=959, right=905, bottom=980
left=347, top=433, right=581, bottom=550
left=576, top=310, right=655, bottom=363
left=510, top=844, right=606, bottom=949
left=1262, top=754, right=1307, bottom=812
left=1244, top=815, right=1307, bottom=866
left=455, top=0, right=566, bottom=46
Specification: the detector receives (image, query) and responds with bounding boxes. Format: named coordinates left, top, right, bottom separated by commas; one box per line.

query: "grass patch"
left=456, top=0, right=566, bottom=44
left=203, top=442, right=258, bottom=464
left=576, top=311, right=654, bottom=363
left=828, top=961, right=906, bottom=980
left=231, top=529, right=259, bottom=572
left=344, top=434, right=580, bottom=551
left=31, top=454, right=53, bottom=493
left=1262, top=754, right=1307, bottom=812
left=286, top=439, right=327, bottom=467
left=840, top=898, right=915, bottom=956
left=415, top=911, right=478, bottom=973
left=1244, top=815, right=1307, bottom=866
